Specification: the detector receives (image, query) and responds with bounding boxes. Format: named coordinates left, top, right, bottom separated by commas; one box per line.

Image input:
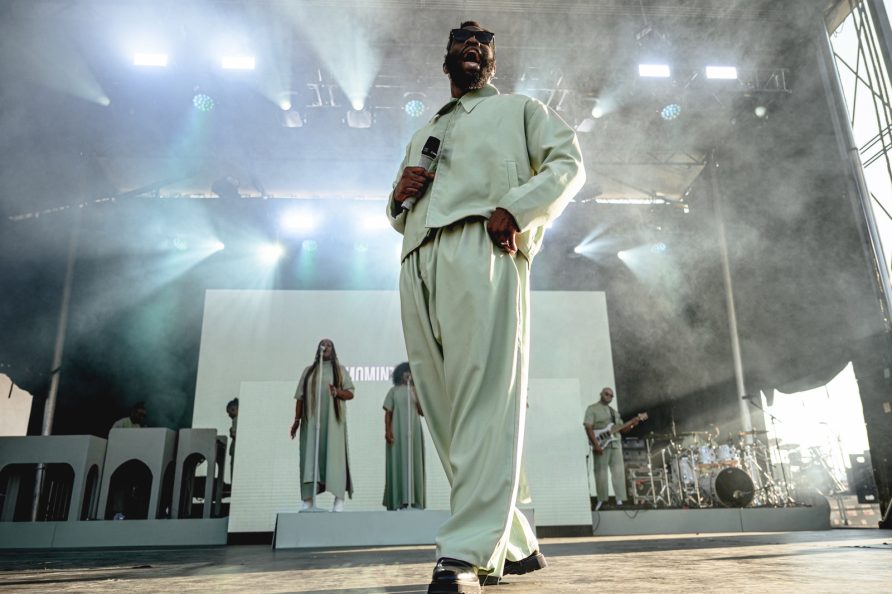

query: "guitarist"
left=583, top=387, right=643, bottom=510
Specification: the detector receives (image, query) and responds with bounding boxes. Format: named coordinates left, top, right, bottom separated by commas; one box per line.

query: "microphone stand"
left=311, top=345, right=325, bottom=512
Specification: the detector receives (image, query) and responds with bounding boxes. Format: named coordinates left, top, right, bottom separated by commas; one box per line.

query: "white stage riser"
left=0, top=518, right=229, bottom=549
left=591, top=507, right=831, bottom=536
left=274, top=509, right=535, bottom=549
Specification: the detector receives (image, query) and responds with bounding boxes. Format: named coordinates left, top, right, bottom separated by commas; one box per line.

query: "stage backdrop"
left=192, top=290, right=615, bottom=532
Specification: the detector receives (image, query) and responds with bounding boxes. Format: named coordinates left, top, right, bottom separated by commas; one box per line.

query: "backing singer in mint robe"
left=383, top=384, right=426, bottom=510
left=294, top=361, right=355, bottom=500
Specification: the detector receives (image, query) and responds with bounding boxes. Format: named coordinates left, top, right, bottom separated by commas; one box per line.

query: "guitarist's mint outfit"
left=584, top=401, right=628, bottom=504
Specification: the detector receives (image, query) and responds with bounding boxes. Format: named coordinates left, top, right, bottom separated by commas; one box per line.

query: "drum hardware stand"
left=644, top=438, right=671, bottom=508
left=689, top=440, right=706, bottom=508
left=658, top=445, right=679, bottom=507
left=743, top=395, right=795, bottom=506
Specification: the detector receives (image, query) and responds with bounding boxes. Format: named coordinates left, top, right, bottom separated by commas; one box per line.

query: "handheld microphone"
left=402, top=136, right=440, bottom=211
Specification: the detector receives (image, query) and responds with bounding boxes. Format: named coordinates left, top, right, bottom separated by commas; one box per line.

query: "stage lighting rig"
left=346, top=108, right=373, bottom=129
left=211, top=176, right=240, bottom=200
left=403, top=92, right=426, bottom=118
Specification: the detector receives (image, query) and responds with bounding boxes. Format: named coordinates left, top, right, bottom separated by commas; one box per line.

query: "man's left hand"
left=487, top=208, right=520, bottom=255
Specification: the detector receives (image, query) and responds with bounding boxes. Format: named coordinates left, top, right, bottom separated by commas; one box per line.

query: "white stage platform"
left=591, top=505, right=831, bottom=536
left=273, top=509, right=536, bottom=549
left=0, top=518, right=229, bottom=549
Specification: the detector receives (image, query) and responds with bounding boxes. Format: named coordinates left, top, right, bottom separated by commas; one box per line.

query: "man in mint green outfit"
left=584, top=387, right=633, bottom=509
left=387, top=21, right=585, bottom=594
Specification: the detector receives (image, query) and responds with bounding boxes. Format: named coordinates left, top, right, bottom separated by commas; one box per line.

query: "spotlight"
left=193, top=93, right=215, bottom=112
left=617, top=250, right=629, bottom=261
left=212, top=241, right=225, bottom=252
left=660, top=103, right=681, bottom=120
left=221, top=55, right=256, bottom=70
left=346, top=108, right=373, bottom=129
left=706, top=66, right=738, bottom=80
left=98, top=96, right=111, bottom=107
left=576, top=119, right=596, bottom=133
left=211, top=176, right=240, bottom=200
left=282, top=109, right=304, bottom=128
left=258, top=243, right=284, bottom=263
left=754, top=105, right=768, bottom=118
left=301, top=239, right=318, bottom=253
left=281, top=211, right=318, bottom=233
left=639, top=64, right=671, bottom=78
left=591, top=103, right=605, bottom=119
left=279, top=98, right=292, bottom=111
left=573, top=245, right=584, bottom=254
left=133, top=52, right=168, bottom=67
left=403, top=92, right=426, bottom=118
left=351, top=98, right=365, bottom=111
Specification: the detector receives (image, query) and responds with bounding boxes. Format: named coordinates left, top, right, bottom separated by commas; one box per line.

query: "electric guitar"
left=593, top=412, right=648, bottom=448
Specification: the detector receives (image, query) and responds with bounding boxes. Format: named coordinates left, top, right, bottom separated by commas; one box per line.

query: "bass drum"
left=708, top=467, right=755, bottom=507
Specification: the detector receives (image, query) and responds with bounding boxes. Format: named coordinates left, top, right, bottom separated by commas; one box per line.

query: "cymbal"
left=738, top=429, right=768, bottom=435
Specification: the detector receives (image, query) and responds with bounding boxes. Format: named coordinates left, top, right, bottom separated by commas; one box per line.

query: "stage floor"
left=0, top=529, right=888, bottom=592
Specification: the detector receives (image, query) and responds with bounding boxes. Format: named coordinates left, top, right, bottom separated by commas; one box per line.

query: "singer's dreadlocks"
left=300, top=339, right=346, bottom=422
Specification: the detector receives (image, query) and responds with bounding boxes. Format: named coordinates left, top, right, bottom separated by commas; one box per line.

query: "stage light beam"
left=134, top=53, right=169, bottom=67
left=639, top=64, right=671, bottom=78
left=281, top=211, right=319, bottom=233
left=258, top=243, right=284, bottom=263
left=221, top=55, right=256, bottom=70
left=706, top=66, right=738, bottom=80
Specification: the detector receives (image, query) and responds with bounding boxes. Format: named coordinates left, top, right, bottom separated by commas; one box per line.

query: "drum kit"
left=635, top=428, right=798, bottom=508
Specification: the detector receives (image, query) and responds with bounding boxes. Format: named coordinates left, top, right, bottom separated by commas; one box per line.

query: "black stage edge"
left=536, top=525, right=593, bottom=537
left=228, top=532, right=273, bottom=545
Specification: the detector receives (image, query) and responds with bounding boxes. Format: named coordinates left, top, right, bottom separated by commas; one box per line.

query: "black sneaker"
left=503, top=551, right=547, bottom=575
left=428, top=557, right=482, bottom=594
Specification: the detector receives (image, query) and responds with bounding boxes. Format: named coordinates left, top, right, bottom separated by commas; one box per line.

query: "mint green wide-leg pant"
left=399, top=220, right=538, bottom=575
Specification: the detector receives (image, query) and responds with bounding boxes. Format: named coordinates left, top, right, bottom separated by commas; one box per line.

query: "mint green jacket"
left=387, top=84, right=586, bottom=261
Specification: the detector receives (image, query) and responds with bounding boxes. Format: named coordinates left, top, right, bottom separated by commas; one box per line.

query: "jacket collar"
left=458, top=84, right=499, bottom=113
left=435, top=84, right=499, bottom=117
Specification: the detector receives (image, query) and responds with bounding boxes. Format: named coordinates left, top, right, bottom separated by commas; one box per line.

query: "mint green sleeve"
left=499, top=98, right=586, bottom=232
left=386, top=143, right=412, bottom=232
left=340, top=365, right=355, bottom=393
left=583, top=405, right=595, bottom=427
left=383, top=387, right=395, bottom=412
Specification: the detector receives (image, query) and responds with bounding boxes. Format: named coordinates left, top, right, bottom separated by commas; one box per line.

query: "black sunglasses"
left=450, top=29, right=495, bottom=45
